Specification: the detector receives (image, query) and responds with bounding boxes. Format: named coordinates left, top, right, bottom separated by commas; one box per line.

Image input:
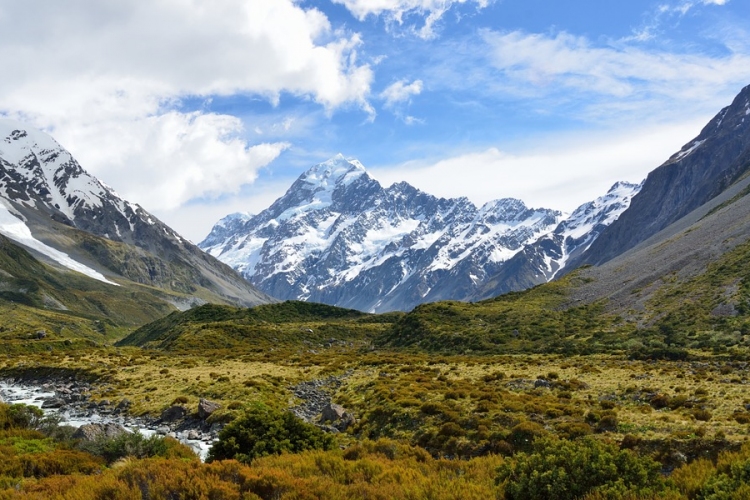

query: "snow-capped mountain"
left=0, top=120, right=184, bottom=251
left=0, top=119, right=271, bottom=309
left=473, top=181, right=641, bottom=300
left=201, top=154, right=633, bottom=313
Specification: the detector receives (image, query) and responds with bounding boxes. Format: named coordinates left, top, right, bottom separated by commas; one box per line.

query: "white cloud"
left=370, top=119, right=710, bottom=213
left=627, top=0, right=731, bottom=41
left=59, top=112, right=289, bottom=212
left=476, top=30, right=750, bottom=121
left=0, top=0, right=373, bottom=218
left=380, top=79, right=424, bottom=107
left=333, top=0, right=490, bottom=38
left=0, top=0, right=372, bottom=114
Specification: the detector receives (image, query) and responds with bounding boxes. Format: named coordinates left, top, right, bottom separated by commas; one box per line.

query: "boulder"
left=320, top=403, right=356, bottom=431
left=73, top=423, right=127, bottom=441
left=160, top=405, right=188, bottom=422
left=41, top=398, right=65, bottom=409
left=198, top=399, right=221, bottom=419
left=320, top=403, right=347, bottom=423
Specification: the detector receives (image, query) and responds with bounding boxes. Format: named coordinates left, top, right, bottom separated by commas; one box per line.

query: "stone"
left=198, top=398, right=221, bottom=419
left=187, top=430, right=201, bottom=440
left=41, top=398, right=65, bottom=409
left=534, top=379, right=552, bottom=389
left=160, top=405, right=188, bottom=422
left=73, top=423, right=127, bottom=441
left=320, top=403, right=347, bottom=423
left=320, top=403, right=356, bottom=431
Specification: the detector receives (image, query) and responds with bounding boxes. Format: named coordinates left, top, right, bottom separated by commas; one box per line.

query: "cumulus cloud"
left=333, top=0, right=490, bottom=38
left=0, top=0, right=372, bottom=113
left=60, top=112, right=289, bottom=211
left=380, top=80, right=424, bottom=107
left=0, top=0, right=373, bottom=220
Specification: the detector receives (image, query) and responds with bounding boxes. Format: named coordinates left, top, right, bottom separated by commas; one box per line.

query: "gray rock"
left=320, top=403, right=356, bottom=431
left=41, top=398, right=65, bottom=409
left=534, top=379, right=552, bottom=389
left=320, top=403, right=347, bottom=423
left=73, top=423, right=127, bottom=441
left=198, top=399, right=221, bottom=419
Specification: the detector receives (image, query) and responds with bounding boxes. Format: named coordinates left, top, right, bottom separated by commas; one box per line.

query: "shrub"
left=698, top=456, right=750, bottom=499
left=496, top=437, right=664, bottom=500
left=79, top=432, right=196, bottom=464
left=0, top=403, right=44, bottom=430
left=207, top=407, right=334, bottom=464
left=650, top=394, right=671, bottom=410
left=507, top=421, right=546, bottom=453
left=555, top=421, right=593, bottom=440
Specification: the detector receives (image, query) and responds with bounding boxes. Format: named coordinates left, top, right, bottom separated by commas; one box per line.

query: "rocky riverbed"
left=0, top=375, right=218, bottom=460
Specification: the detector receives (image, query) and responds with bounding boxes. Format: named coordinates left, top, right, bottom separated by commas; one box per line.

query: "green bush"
left=0, top=403, right=44, bottom=430
left=698, top=457, right=750, bottom=499
left=496, top=437, right=664, bottom=500
left=78, top=432, right=196, bottom=464
left=207, top=407, right=334, bottom=464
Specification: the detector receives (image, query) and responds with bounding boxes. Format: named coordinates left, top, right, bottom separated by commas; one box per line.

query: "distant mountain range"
left=0, top=119, right=271, bottom=330
left=4, top=81, right=750, bottom=333
left=200, top=156, right=640, bottom=312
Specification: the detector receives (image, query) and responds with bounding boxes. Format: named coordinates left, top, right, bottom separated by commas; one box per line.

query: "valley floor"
left=2, top=345, right=750, bottom=499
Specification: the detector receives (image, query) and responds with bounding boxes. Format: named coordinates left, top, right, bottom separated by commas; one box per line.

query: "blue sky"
left=1, top=0, right=749, bottom=241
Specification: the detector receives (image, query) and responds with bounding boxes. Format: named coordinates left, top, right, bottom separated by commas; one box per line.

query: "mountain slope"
left=378, top=170, right=750, bottom=356
left=475, top=181, right=641, bottom=300
left=200, top=155, right=563, bottom=313
left=578, top=84, right=750, bottom=267
left=0, top=119, right=272, bottom=324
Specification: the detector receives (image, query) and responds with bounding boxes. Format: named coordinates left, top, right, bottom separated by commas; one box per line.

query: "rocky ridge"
left=201, top=156, right=639, bottom=312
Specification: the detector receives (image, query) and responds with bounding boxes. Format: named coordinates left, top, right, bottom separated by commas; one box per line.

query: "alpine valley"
left=4, top=84, right=750, bottom=499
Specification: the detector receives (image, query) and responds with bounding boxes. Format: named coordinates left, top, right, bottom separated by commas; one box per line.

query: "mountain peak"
left=300, top=155, right=367, bottom=190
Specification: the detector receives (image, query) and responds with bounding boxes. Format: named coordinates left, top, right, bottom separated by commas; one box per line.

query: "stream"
left=0, top=379, right=214, bottom=460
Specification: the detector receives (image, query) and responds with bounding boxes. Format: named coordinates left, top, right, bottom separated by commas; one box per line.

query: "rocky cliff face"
left=578, top=84, right=750, bottom=267
left=0, top=119, right=272, bottom=309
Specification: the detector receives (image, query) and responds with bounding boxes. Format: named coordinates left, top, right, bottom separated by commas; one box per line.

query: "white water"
left=0, top=380, right=213, bottom=460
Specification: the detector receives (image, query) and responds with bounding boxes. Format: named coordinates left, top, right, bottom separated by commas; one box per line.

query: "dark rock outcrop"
left=160, top=405, right=188, bottom=422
